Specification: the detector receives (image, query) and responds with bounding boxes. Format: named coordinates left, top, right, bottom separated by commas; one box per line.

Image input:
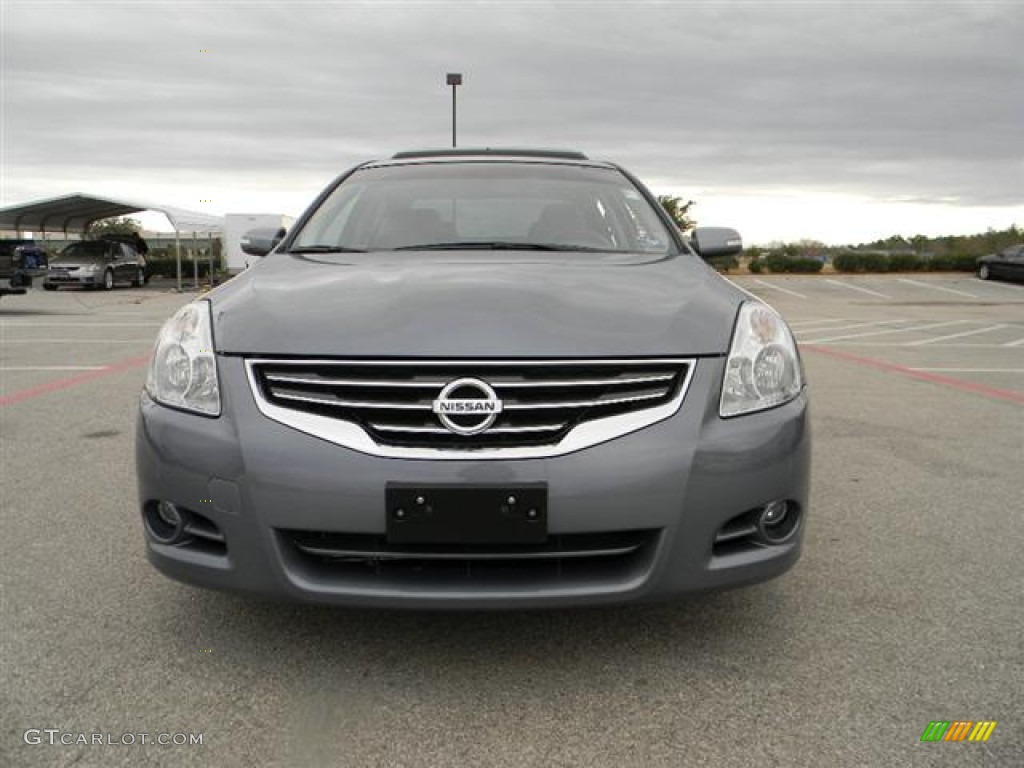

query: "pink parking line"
left=803, top=345, right=1024, bottom=405
left=0, top=354, right=150, bottom=407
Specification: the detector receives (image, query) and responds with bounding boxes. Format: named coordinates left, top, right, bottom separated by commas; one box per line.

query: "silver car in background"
left=44, top=239, right=146, bottom=291
left=136, top=149, right=810, bottom=609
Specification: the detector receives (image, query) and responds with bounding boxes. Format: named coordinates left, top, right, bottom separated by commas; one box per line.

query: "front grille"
left=246, top=358, right=694, bottom=457
left=278, top=528, right=660, bottom=589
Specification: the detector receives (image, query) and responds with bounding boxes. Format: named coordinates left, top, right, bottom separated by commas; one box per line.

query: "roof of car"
left=368, top=148, right=614, bottom=169
left=393, top=148, right=588, bottom=160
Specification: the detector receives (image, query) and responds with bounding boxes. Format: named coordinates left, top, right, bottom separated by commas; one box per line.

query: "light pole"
left=446, top=73, right=462, bottom=147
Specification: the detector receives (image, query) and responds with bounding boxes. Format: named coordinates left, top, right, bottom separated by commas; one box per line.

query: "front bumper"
left=45, top=271, right=102, bottom=286
left=136, top=355, right=810, bottom=609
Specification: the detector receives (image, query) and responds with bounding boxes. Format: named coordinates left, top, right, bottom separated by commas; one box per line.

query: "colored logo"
left=920, top=721, right=996, bottom=742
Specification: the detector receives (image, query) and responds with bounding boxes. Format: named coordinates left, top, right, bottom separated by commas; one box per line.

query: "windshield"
left=290, top=162, right=674, bottom=254
left=56, top=241, right=111, bottom=261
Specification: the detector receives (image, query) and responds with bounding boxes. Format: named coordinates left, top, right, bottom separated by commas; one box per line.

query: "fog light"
left=762, top=500, right=787, bottom=525
left=145, top=500, right=189, bottom=545
left=156, top=500, right=181, bottom=527
left=756, top=500, right=800, bottom=544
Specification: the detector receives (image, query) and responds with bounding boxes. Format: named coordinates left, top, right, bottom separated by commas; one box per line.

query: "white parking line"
left=794, top=318, right=907, bottom=339
left=972, top=279, right=1024, bottom=293
left=0, top=339, right=154, bottom=344
left=909, top=368, right=1024, bottom=373
left=907, top=324, right=1007, bottom=346
left=812, top=342, right=1018, bottom=348
left=0, top=366, right=106, bottom=371
left=803, top=319, right=968, bottom=344
left=0, top=322, right=162, bottom=327
left=787, top=318, right=849, bottom=329
left=895, top=278, right=979, bottom=299
left=824, top=279, right=893, bottom=300
left=1003, top=338, right=1024, bottom=347
left=752, top=279, right=807, bottom=299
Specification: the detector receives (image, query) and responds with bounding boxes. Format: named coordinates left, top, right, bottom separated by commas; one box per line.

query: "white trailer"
left=223, top=213, right=295, bottom=273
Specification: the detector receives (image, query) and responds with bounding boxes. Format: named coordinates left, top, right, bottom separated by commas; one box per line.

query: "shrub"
left=146, top=258, right=216, bottom=279
left=887, top=253, right=923, bottom=272
left=792, top=258, right=823, bottom=273
left=834, top=252, right=892, bottom=272
left=764, top=255, right=823, bottom=273
left=833, top=252, right=976, bottom=273
left=862, top=253, right=892, bottom=272
left=748, top=258, right=763, bottom=274
left=832, top=253, right=858, bottom=272
left=953, top=254, right=980, bottom=271
left=924, top=254, right=977, bottom=272
left=708, top=254, right=739, bottom=272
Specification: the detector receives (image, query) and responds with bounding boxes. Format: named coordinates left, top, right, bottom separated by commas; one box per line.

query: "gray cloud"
left=3, top=1, right=1022, bottom=220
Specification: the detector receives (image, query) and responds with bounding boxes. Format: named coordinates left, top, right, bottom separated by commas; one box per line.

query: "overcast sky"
left=3, top=1, right=1022, bottom=244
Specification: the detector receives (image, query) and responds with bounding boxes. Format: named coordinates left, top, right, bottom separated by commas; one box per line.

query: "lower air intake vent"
left=278, top=528, right=661, bottom=589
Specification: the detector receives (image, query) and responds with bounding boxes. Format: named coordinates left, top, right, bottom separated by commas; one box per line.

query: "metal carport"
left=0, top=193, right=224, bottom=292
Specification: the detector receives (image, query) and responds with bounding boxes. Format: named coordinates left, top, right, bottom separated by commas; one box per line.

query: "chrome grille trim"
left=245, top=358, right=697, bottom=460
left=274, top=390, right=667, bottom=413
left=266, top=374, right=445, bottom=388
left=369, top=422, right=565, bottom=435
left=274, top=392, right=432, bottom=410
left=502, top=391, right=664, bottom=410
left=264, top=372, right=676, bottom=389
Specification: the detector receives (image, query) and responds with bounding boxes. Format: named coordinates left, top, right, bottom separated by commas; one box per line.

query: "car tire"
left=978, top=264, right=990, bottom=280
left=43, top=283, right=58, bottom=291
left=131, top=268, right=144, bottom=287
left=103, top=269, right=114, bottom=290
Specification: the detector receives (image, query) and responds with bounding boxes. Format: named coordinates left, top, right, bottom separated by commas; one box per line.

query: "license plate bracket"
left=386, top=483, right=548, bottom=545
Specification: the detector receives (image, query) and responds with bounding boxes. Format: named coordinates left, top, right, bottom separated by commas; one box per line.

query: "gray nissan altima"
left=136, top=149, right=810, bottom=609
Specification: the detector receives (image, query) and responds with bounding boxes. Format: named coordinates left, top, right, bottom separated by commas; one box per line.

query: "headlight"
left=720, top=301, right=804, bottom=417
left=82, top=263, right=101, bottom=272
left=145, top=301, right=220, bottom=416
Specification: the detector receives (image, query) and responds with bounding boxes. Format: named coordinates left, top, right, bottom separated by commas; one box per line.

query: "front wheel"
left=103, top=269, right=114, bottom=290
left=978, top=264, right=990, bottom=280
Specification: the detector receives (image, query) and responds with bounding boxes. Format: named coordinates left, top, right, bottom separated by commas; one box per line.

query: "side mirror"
left=240, top=227, right=286, bottom=257
left=689, top=227, right=743, bottom=258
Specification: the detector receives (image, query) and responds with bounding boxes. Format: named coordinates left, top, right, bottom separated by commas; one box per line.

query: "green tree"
left=86, top=216, right=142, bottom=238
left=657, top=195, right=696, bottom=232
left=909, top=234, right=929, bottom=253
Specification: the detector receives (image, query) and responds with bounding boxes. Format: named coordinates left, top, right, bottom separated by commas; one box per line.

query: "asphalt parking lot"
left=2, top=274, right=1022, bottom=767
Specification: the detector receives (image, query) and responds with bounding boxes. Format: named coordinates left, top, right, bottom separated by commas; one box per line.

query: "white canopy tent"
left=0, top=193, right=224, bottom=291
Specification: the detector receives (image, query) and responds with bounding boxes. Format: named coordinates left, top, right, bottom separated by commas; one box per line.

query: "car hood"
left=210, top=251, right=743, bottom=357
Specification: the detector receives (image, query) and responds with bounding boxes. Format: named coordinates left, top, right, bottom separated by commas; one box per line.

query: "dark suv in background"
left=44, top=239, right=148, bottom=291
left=0, top=239, right=49, bottom=298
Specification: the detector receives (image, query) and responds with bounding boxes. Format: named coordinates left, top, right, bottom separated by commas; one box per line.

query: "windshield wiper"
left=392, top=241, right=609, bottom=252
left=288, top=245, right=368, bottom=254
